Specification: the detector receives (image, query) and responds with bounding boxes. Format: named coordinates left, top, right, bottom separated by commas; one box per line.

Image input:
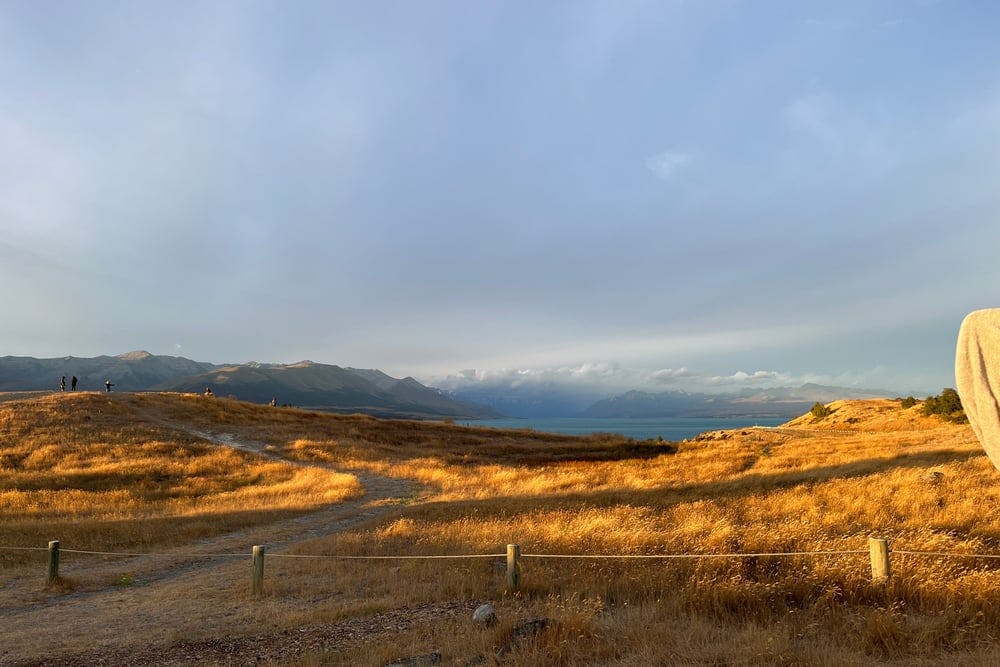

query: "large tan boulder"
left=956, top=309, right=1000, bottom=470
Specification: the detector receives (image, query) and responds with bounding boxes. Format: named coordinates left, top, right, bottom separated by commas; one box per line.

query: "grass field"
left=2, top=392, right=998, bottom=665
left=0, top=392, right=361, bottom=558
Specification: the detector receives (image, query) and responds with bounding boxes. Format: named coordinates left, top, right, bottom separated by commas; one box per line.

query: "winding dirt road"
left=0, top=418, right=421, bottom=666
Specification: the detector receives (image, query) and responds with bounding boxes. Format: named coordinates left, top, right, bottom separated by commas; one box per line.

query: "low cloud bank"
left=428, top=362, right=903, bottom=396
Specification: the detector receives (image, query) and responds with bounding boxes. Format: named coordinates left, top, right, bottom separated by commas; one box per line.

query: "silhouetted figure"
left=269, top=397, right=277, bottom=407
left=204, top=387, right=214, bottom=397
left=105, top=379, right=114, bottom=393
left=71, top=376, right=78, bottom=391
left=60, top=376, right=66, bottom=391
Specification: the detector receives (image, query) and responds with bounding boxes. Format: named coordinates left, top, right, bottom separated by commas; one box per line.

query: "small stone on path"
left=472, top=603, right=497, bottom=626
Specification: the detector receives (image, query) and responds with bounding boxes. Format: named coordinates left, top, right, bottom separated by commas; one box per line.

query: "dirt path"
left=150, top=416, right=418, bottom=548
left=0, top=417, right=420, bottom=666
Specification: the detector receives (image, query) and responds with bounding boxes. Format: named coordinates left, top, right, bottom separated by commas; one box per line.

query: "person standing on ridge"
left=71, top=376, right=78, bottom=391
left=105, top=379, right=114, bottom=393
left=60, top=376, right=66, bottom=391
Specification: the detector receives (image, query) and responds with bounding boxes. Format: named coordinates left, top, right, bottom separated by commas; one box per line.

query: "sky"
left=1, top=0, right=998, bottom=396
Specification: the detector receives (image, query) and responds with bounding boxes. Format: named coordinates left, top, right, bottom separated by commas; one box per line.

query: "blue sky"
left=1, top=1, right=997, bottom=395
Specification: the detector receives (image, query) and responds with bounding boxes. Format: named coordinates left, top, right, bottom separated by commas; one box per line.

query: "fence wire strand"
left=892, top=550, right=1000, bottom=560
left=5, top=545, right=1000, bottom=561
left=522, top=549, right=869, bottom=559
left=59, top=549, right=246, bottom=558
left=267, top=553, right=506, bottom=560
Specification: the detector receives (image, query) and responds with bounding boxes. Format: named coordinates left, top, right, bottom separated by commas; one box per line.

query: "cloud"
left=644, top=150, right=691, bottom=180
left=649, top=367, right=692, bottom=383
left=439, top=363, right=631, bottom=388
left=428, top=363, right=907, bottom=395
left=706, top=370, right=785, bottom=385
left=402, top=321, right=833, bottom=380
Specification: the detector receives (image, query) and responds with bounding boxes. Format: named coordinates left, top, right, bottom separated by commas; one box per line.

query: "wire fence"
left=7, top=545, right=1000, bottom=560
left=7, top=537, right=1000, bottom=598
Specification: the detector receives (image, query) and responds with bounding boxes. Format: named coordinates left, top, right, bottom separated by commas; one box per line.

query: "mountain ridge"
left=0, top=352, right=498, bottom=419
left=446, top=381, right=899, bottom=419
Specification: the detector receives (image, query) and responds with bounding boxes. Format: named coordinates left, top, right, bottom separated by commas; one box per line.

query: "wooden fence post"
left=252, top=545, right=265, bottom=597
left=506, top=543, right=520, bottom=591
left=869, top=537, right=890, bottom=582
left=47, top=540, right=60, bottom=585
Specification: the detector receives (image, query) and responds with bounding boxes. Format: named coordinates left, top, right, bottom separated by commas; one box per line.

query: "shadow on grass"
left=405, top=447, right=983, bottom=518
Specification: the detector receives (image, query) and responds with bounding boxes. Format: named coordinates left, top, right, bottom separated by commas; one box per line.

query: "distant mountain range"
left=0, top=352, right=498, bottom=419
left=581, top=384, right=893, bottom=419
left=444, top=382, right=602, bottom=418
left=447, top=382, right=895, bottom=419
left=155, top=362, right=499, bottom=418
left=0, top=351, right=899, bottom=420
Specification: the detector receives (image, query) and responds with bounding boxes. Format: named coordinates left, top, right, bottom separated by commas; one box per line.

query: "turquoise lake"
left=459, top=417, right=787, bottom=441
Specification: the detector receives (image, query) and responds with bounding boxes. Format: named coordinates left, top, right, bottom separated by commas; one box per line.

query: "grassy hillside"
left=0, top=392, right=361, bottom=556
left=0, top=351, right=216, bottom=392
left=2, top=392, right=998, bottom=665
left=783, top=397, right=945, bottom=431
left=0, top=352, right=499, bottom=418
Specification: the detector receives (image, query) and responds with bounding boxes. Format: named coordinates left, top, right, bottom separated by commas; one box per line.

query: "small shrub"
left=810, top=402, right=833, bottom=420
left=921, top=388, right=967, bottom=423
left=898, top=396, right=917, bottom=409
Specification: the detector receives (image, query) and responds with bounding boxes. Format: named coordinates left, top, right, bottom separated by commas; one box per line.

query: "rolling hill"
left=0, top=350, right=215, bottom=392
left=0, top=352, right=499, bottom=419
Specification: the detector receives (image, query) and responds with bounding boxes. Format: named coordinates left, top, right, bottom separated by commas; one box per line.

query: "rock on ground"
left=472, top=603, right=497, bottom=626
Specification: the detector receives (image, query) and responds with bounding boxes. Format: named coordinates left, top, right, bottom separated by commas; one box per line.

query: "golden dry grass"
left=268, top=399, right=1000, bottom=664
left=3, top=392, right=1000, bottom=665
left=0, top=392, right=361, bottom=556
left=784, top=397, right=945, bottom=431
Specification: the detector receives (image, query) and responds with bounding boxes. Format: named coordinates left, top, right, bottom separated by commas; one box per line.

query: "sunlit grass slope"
left=0, top=392, right=658, bottom=556
left=0, top=392, right=361, bottom=555
left=267, top=398, right=998, bottom=665
left=4, top=391, right=1000, bottom=664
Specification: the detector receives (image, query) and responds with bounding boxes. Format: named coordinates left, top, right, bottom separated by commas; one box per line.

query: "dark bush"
left=921, top=388, right=968, bottom=423
left=899, top=396, right=917, bottom=409
left=810, top=402, right=833, bottom=420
